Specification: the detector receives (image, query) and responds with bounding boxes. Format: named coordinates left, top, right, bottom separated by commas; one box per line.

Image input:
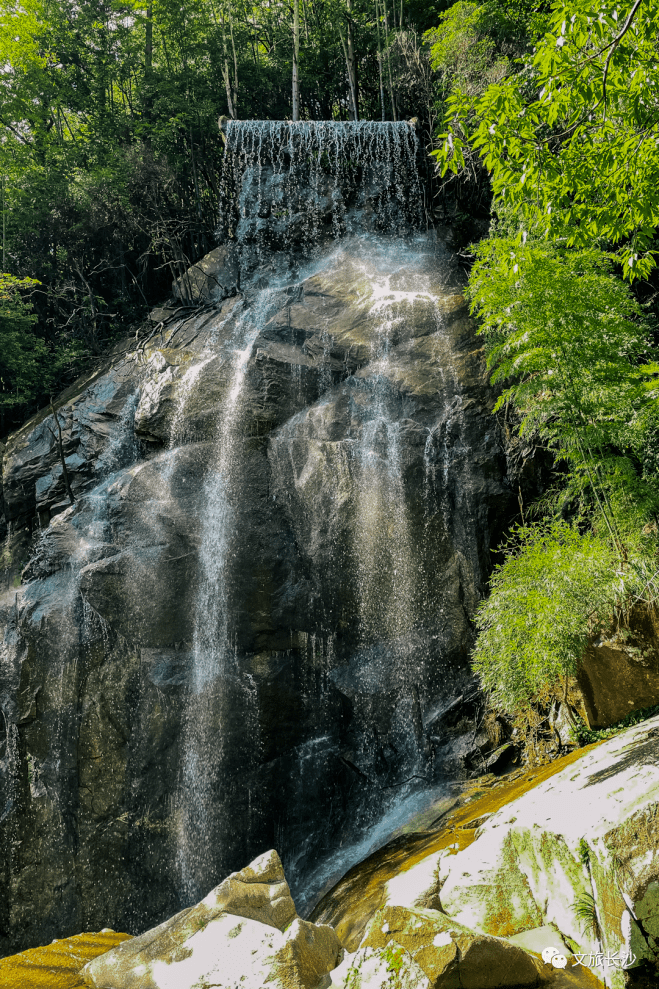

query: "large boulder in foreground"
left=436, top=716, right=659, bottom=989
left=81, top=850, right=345, bottom=989
left=205, top=847, right=298, bottom=930
left=331, top=905, right=547, bottom=989
left=83, top=913, right=342, bottom=989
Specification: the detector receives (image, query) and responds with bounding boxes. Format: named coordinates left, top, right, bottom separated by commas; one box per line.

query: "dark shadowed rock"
left=0, top=237, right=526, bottom=955
left=171, top=244, right=240, bottom=306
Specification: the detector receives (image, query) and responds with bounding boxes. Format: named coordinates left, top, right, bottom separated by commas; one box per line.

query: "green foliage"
left=467, top=238, right=659, bottom=448
left=425, top=3, right=659, bottom=716
left=426, top=3, right=509, bottom=97
left=425, top=0, right=545, bottom=96
left=423, top=1, right=551, bottom=235
left=384, top=943, right=406, bottom=975
left=573, top=891, right=599, bottom=937
left=467, top=237, right=659, bottom=711
left=472, top=521, right=620, bottom=712
left=434, top=0, right=659, bottom=279
left=578, top=837, right=590, bottom=869
left=468, top=237, right=659, bottom=548
left=0, top=274, right=44, bottom=409
left=0, top=273, right=86, bottom=415
left=0, top=0, right=443, bottom=434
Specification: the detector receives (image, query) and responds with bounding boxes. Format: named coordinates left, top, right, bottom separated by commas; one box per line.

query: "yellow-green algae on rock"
left=0, top=931, right=132, bottom=989
left=311, top=741, right=604, bottom=951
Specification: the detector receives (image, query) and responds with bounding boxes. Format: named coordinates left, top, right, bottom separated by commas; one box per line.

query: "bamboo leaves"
left=472, top=520, right=620, bottom=712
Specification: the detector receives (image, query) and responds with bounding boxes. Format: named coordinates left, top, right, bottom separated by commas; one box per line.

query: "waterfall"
left=263, top=235, right=480, bottom=905
left=0, top=114, right=514, bottom=949
left=176, top=290, right=274, bottom=899
left=220, top=120, right=423, bottom=261
left=175, top=121, right=429, bottom=900
left=349, top=258, right=439, bottom=643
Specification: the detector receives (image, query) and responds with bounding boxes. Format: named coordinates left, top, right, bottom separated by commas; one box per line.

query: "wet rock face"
left=0, top=237, right=519, bottom=955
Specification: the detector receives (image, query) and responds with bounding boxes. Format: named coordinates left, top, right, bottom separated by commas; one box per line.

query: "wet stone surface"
left=0, top=234, right=532, bottom=955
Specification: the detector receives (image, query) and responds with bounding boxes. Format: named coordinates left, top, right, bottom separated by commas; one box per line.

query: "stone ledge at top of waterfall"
left=217, top=118, right=421, bottom=140
left=216, top=118, right=426, bottom=257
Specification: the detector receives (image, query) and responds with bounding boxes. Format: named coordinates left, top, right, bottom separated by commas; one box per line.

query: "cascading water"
left=265, top=236, right=484, bottom=906
left=1, top=118, right=515, bottom=951
left=220, top=120, right=423, bottom=264
left=349, top=265, right=436, bottom=644
left=175, top=120, right=430, bottom=900
left=176, top=291, right=273, bottom=899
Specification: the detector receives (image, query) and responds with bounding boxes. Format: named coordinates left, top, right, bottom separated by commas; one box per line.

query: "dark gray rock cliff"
left=0, top=235, right=528, bottom=954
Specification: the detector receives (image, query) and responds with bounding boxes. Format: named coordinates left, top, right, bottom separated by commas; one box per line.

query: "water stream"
left=175, top=121, right=433, bottom=901
left=176, top=289, right=275, bottom=899
left=0, top=118, right=511, bottom=949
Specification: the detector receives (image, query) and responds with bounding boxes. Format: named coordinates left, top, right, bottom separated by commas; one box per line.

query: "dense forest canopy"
left=3, top=0, right=659, bottom=719
left=0, top=0, right=538, bottom=430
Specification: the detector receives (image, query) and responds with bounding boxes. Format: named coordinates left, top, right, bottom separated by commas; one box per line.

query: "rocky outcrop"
left=333, top=905, right=547, bottom=989
left=80, top=854, right=558, bottom=989
left=0, top=238, right=524, bottom=955
left=0, top=930, right=133, bottom=986
left=83, top=914, right=342, bottom=989
left=435, top=716, right=659, bottom=987
left=316, top=716, right=659, bottom=988
left=171, top=244, right=240, bottom=306
left=82, top=850, right=341, bottom=989
left=577, top=606, right=659, bottom=728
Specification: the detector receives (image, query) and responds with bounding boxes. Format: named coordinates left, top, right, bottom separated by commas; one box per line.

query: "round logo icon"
left=552, top=954, right=568, bottom=969
left=542, top=947, right=558, bottom=964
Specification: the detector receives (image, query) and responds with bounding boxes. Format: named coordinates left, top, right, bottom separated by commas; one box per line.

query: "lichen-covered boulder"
left=353, top=906, right=546, bottom=989
left=82, top=912, right=342, bottom=989
left=205, top=848, right=299, bottom=930
left=81, top=850, right=343, bottom=989
left=383, top=850, right=445, bottom=914
left=438, top=717, right=659, bottom=989
left=329, top=943, right=431, bottom=989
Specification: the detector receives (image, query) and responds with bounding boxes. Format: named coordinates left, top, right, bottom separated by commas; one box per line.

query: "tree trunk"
left=144, top=4, right=153, bottom=123
left=48, top=403, right=75, bottom=505
left=346, top=0, right=359, bottom=120
left=381, top=0, right=397, bottom=120
left=219, top=9, right=236, bottom=117
left=2, top=174, right=5, bottom=271
left=228, top=4, right=239, bottom=115
left=375, top=0, right=386, bottom=121
left=338, top=25, right=357, bottom=122
left=145, top=5, right=153, bottom=75
left=292, top=0, right=300, bottom=120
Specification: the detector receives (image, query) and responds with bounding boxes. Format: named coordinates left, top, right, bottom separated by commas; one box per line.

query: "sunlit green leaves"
left=0, top=273, right=45, bottom=409
left=467, top=238, right=657, bottom=453
left=433, top=0, right=659, bottom=279
left=472, top=520, right=619, bottom=711
left=467, top=236, right=659, bottom=709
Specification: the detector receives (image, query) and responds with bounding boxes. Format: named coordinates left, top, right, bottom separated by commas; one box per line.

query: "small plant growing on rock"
left=383, top=942, right=405, bottom=977
left=573, top=892, right=600, bottom=939
left=578, top=838, right=590, bottom=870
left=572, top=703, right=659, bottom=745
